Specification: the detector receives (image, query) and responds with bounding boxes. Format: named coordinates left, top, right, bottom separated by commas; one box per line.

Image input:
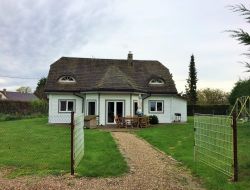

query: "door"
left=106, top=101, right=124, bottom=124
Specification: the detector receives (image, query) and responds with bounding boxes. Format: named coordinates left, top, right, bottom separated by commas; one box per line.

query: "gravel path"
left=0, top=132, right=204, bottom=190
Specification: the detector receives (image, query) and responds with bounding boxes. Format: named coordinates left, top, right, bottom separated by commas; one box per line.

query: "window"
left=58, top=76, right=76, bottom=83
left=59, top=100, right=75, bottom=112
left=149, top=78, right=164, bottom=85
left=149, top=100, right=163, bottom=113
left=88, top=101, right=96, bottom=115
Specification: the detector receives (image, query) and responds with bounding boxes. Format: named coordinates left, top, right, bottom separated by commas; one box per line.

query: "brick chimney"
left=127, top=51, right=133, bottom=66
left=3, top=89, right=6, bottom=95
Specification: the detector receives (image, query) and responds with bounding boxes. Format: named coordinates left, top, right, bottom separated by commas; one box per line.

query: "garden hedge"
left=187, top=105, right=231, bottom=116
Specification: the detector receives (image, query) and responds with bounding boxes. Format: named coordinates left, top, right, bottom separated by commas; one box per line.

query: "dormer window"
left=58, top=76, right=76, bottom=83
left=149, top=78, right=164, bottom=85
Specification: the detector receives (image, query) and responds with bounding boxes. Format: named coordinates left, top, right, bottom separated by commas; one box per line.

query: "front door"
left=106, top=101, right=124, bottom=124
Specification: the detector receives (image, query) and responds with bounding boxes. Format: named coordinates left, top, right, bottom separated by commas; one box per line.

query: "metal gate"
left=194, top=113, right=238, bottom=181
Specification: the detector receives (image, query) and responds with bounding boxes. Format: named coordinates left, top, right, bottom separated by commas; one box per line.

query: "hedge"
left=0, top=100, right=48, bottom=115
left=187, top=105, right=231, bottom=116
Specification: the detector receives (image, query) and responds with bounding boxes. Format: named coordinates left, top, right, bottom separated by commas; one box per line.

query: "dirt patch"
left=0, top=132, right=204, bottom=190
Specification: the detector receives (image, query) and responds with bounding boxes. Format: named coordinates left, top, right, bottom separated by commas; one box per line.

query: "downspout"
left=142, top=93, right=152, bottom=114
left=73, top=93, right=85, bottom=115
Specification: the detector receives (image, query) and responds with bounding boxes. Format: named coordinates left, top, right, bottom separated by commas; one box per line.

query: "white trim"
left=106, top=100, right=125, bottom=124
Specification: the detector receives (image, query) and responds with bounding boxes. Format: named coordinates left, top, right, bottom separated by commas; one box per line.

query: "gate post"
left=232, top=112, right=238, bottom=182
left=71, top=111, right=75, bottom=175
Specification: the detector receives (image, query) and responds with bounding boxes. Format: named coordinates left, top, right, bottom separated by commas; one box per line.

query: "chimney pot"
left=127, top=51, right=133, bottom=66
left=3, top=88, right=6, bottom=95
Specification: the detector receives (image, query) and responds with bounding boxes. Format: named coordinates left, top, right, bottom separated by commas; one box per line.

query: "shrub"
left=149, top=115, right=159, bottom=124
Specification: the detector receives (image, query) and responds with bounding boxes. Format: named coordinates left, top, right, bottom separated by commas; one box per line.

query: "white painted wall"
left=48, top=94, right=83, bottom=123
left=48, top=93, right=187, bottom=124
left=171, top=97, right=187, bottom=122
left=143, top=96, right=172, bottom=123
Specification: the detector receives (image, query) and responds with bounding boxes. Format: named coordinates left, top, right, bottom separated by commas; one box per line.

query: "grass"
left=136, top=117, right=250, bottom=190
left=0, top=117, right=128, bottom=178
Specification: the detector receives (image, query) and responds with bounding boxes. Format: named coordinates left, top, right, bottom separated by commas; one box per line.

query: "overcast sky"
left=0, top=0, right=249, bottom=93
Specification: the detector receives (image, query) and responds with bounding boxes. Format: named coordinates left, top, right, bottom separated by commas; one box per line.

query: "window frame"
left=58, top=76, right=76, bottom=83
left=87, top=100, right=97, bottom=115
left=149, top=78, right=165, bottom=85
left=58, top=99, right=76, bottom=113
left=148, top=100, right=164, bottom=114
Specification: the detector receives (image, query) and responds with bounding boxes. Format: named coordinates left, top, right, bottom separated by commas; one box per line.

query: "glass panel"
left=150, top=101, right=156, bottom=111
left=88, top=102, right=96, bottom=115
left=60, top=101, right=66, bottom=111
left=116, top=102, right=123, bottom=117
left=108, top=102, right=114, bottom=123
left=68, top=101, right=74, bottom=111
left=134, top=102, right=138, bottom=115
left=157, top=102, right=163, bottom=111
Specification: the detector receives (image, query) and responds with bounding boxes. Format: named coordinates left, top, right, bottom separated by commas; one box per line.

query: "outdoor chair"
left=115, top=116, right=124, bottom=128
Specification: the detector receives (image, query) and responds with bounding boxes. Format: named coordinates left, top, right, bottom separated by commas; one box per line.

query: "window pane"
left=150, top=101, right=156, bottom=111
left=157, top=102, right=163, bottom=111
left=60, top=101, right=66, bottom=111
left=88, top=102, right=95, bottom=115
left=68, top=101, right=74, bottom=111
left=116, top=102, right=123, bottom=117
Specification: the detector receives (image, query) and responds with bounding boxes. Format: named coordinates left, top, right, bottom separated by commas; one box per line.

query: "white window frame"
left=149, top=100, right=164, bottom=113
left=149, top=79, right=164, bottom=85
left=87, top=100, right=96, bottom=115
left=58, top=99, right=76, bottom=113
left=58, top=76, right=76, bottom=83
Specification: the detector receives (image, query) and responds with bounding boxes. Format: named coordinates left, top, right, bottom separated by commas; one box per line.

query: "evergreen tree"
left=228, top=4, right=250, bottom=72
left=185, top=55, right=198, bottom=104
left=34, top=77, right=47, bottom=100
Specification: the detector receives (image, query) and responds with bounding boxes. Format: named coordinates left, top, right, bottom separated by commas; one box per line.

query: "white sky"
left=0, top=0, right=249, bottom=93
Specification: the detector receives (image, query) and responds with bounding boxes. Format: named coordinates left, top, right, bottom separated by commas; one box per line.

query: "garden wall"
left=187, top=105, right=231, bottom=116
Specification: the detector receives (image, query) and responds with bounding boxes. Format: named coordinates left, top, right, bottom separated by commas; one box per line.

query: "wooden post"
left=71, top=111, right=74, bottom=175
left=232, top=112, right=238, bottom=182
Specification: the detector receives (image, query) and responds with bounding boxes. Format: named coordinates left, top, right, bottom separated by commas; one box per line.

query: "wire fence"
left=194, top=114, right=238, bottom=181
left=70, top=112, right=85, bottom=175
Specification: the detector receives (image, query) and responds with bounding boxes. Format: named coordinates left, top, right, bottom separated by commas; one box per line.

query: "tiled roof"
left=45, top=57, right=178, bottom=94
left=0, top=91, right=38, bottom=102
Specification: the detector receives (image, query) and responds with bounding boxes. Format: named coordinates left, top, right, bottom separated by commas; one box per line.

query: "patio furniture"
left=115, top=116, right=124, bottom=128
left=138, top=116, right=149, bottom=128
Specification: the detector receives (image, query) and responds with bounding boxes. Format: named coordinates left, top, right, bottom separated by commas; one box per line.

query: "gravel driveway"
left=0, top=132, right=204, bottom=190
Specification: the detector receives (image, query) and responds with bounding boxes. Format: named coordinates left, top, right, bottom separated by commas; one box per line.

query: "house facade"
left=45, top=53, right=187, bottom=124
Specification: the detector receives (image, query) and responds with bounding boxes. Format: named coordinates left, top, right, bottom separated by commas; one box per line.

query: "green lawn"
left=136, top=118, right=250, bottom=190
left=0, top=117, right=128, bottom=178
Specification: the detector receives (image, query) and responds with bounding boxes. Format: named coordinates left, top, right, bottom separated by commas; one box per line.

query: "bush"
left=149, top=115, right=159, bottom=124
left=31, top=100, right=48, bottom=114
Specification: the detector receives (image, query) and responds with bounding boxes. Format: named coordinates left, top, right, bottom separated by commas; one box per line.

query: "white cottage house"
left=45, top=52, right=187, bottom=124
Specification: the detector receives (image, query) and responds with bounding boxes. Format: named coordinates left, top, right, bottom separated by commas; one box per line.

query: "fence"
left=194, top=113, right=238, bottom=181
left=70, top=112, right=85, bottom=175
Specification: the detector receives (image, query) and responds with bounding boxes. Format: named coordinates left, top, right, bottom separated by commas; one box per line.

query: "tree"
left=228, top=78, right=250, bottom=105
left=34, top=77, right=47, bottom=100
left=197, top=88, right=229, bottom=105
left=16, top=86, right=32, bottom=93
left=185, top=54, right=198, bottom=104
left=228, top=4, right=250, bottom=72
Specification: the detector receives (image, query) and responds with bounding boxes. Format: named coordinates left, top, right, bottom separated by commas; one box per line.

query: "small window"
left=149, top=100, right=163, bottom=113
left=58, top=76, right=76, bottom=83
left=59, top=100, right=75, bottom=112
left=149, top=78, right=164, bottom=85
left=88, top=101, right=96, bottom=115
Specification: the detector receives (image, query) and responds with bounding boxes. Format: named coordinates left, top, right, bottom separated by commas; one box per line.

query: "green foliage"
left=149, top=115, right=159, bottom=124
left=136, top=118, right=250, bottom=190
left=197, top=88, right=229, bottom=105
left=228, top=78, right=250, bottom=104
left=228, top=4, right=250, bottom=71
left=0, top=118, right=128, bottom=177
left=34, top=77, right=47, bottom=100
left=16, top=86, right=32, bottom=93
left=31, top=100, right=48, bottom=114
left=0, top=100, right=48, bottom=116
left=185, top=55, right=198, bottom=104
